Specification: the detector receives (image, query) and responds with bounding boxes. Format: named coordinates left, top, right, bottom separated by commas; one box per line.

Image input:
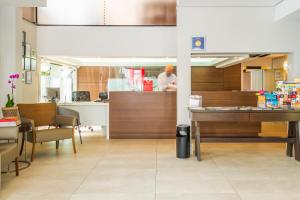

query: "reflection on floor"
left=1, top=131, right=300, bottom=200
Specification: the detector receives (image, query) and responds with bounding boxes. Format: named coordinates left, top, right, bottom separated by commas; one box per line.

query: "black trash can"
left=176, top=124, right=190, bottom=158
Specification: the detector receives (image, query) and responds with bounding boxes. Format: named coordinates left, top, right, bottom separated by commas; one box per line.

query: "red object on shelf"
left=0, top=118, right=17, bottom=122
left=0, top=118, right=18, bottom=127
left=143, top=80, right=153, bottom=91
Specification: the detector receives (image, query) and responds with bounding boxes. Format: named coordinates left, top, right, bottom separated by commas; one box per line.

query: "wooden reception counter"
left=109, top=91, right=176, bottom=139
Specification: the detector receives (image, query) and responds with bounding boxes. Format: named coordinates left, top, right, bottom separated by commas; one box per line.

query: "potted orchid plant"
left=6, top=73, right=19, bottom=107
left=2, top=73, right=20, bottom=120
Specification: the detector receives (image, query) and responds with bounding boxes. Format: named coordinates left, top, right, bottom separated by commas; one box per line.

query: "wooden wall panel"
left=77, top=67, right=110, bottom=101
left=192, top=64, right=242, bottom=91
left=77, top=67, right=99, bottom=83
left=192, top=91, right=257, bottom=107
left=191, top=67, right=224, bottom=83
left=223, top=64, right=242, bottom=90
left=192, top=83, right=224, bottom=91
left=191, top=67, right=224, bottom=91
left=191, top=91, right=260, bottom=137
left=109, top=92, right=176, bottom=139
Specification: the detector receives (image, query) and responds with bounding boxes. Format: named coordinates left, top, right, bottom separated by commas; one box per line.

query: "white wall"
left=0, top=6, right=20, bottom=108
left=37, top=26, right=177, bottom=57
left=177, top=4, right=300, bottom=124
left=0, top=6, right=40, bottom=110
left=20, top=20, right=40, bottom=103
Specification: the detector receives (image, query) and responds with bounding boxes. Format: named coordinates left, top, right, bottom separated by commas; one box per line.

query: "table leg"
left=19, top=131, right=25, bottom=156
left=194, top=129, right=198, bottom=157
left=195, top=121, right=201, bottom=161
left=78, top=125, right=83, bottom=144
left=194, top=121, right=197, bottom=157
left=295, top=122, right=300, bottom=161
left=0, top=157, right=1, bottom=190
left=286, top=121, right=294, bottom=157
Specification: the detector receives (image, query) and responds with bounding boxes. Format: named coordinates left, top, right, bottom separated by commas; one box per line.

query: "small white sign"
left=189, top=95, right=202, bottom=108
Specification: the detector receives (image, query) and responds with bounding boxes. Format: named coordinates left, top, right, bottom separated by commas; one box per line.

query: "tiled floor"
left=1, top=131, right=300, bottom=200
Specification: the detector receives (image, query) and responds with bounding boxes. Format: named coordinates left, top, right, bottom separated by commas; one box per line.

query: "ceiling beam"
left=0, top=0, right=47, bottom=7
left=275, top=0, right=300, bottom=21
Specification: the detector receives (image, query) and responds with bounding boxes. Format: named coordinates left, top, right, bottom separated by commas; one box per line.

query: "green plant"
left=41, top=71, right=50, bottom=76
left=5, top=94, right=14, bottom=107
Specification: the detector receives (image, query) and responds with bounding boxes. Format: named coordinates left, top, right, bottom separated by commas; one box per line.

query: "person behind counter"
left=158, top=64, right=177, bottom=91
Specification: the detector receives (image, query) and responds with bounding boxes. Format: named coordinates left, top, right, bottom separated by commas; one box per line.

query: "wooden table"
left=190, top=108, right=300, bottom=161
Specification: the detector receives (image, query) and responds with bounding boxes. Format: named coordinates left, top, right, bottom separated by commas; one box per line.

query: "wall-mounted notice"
left=192, top=36, right=206, bottom=51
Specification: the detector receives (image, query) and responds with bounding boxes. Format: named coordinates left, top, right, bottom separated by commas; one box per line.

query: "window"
left=40, top=61, right=76, bottom=102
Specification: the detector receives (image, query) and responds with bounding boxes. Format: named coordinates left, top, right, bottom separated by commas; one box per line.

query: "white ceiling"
left=286, top=10, right=300, bottom=21
left=275, top=0, right=300, bottom=21
left=42, top=56, right=234, bottom=67
left=179, top=0, right=285, bottom=7
left=45, top=54, right=286, bottom=68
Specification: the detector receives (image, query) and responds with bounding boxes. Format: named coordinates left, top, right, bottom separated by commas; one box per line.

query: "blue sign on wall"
left=192, top=36, right=206, bottom=51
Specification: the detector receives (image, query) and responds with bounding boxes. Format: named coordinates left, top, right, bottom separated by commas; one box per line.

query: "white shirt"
left=157, top=72, right=177, bottom=91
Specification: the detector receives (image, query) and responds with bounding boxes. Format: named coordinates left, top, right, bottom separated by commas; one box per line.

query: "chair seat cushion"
left=27, top=128, right=73, bottom=143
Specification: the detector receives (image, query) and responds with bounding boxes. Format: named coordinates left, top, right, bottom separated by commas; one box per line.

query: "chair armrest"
left=56, top=115, right=76, bottom=127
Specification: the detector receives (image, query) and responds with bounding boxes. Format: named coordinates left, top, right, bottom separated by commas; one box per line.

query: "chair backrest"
left=17, top=103, right=57, bottom=127
left=57, top=106, right=80, bottom=124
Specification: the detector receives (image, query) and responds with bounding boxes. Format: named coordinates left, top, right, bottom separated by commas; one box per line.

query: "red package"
left=143, top=80, right=153, bottom=91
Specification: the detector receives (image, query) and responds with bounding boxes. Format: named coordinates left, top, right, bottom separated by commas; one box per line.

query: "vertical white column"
left=177, top=9, right=191, bottom=125
left=0, top=6, right=18, bottom=108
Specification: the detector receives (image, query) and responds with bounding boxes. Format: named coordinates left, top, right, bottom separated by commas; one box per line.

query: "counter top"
left=58, top=102, right=108, bottom=106
left=109, top=91, right=176, bottom=93
left=190, top=107, right=300, bottom=113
